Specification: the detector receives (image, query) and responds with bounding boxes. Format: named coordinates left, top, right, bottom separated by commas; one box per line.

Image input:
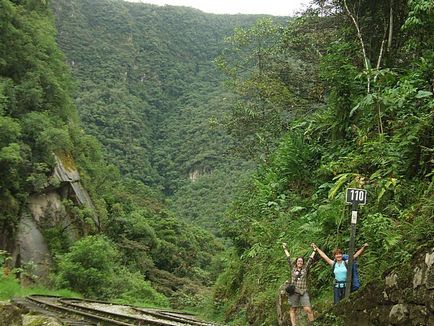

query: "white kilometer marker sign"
left=346, top=188, right=367, bottom=206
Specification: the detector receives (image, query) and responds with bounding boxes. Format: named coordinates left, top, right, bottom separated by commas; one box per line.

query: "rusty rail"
left=12, top=295, right=223, bottom=326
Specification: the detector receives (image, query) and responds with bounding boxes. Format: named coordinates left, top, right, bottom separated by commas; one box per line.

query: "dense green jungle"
left=0, top=0, right=433, bottom=325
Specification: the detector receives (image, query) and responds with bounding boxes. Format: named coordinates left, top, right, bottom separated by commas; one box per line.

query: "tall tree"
left=216, top=17, right=325, bottom=159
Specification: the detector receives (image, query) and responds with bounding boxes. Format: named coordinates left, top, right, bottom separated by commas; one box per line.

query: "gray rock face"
left=53, top=154, right=80, bottom=183
left=6, top=153, right=95, bottom=283
left=16, top=212, right=52, bottom=281
left=413, top=266, right=424, bottom=288
left=426, top=251, right=434, bottom=267
left=27, top=192, right=65, bottom=224
left=53, top=154, right=94, bottom=209
left=426, top=251, right=434, bottom=290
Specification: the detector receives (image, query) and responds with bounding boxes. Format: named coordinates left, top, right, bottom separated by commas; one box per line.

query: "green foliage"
left=110, top=269, right=169, bottom=307
left=53, top=0, right=258, bottom=190
left=271, top=132, right=317, bottom=187
left=42, top=226, right=73, bottom=257
left=0, top=250, right=80, bottom=299
left=55, top=235, right=117, bottom=298
left=217, top=18, right=308, bottom=158
left=313, top=312, right=345, bottom=326
left=0, top=0, right=80, bottom=232
left=2, top=0, right=432, bottom=322
left=78, top=172, right=227, bottom=307
left=0, top=274, right=81, bottom=300
left=169, top=160, right=254, bottom=233
left=213, top=1, right=434, bottom=324
left=401, top=0, right=434, bottom=55
left=52, top=0, right=262, bottom=247
left=54, top=235, right=169, bottom=305
left=320, top=41, right=363, bottom=140
left=0, top=0, right=231, bottom=317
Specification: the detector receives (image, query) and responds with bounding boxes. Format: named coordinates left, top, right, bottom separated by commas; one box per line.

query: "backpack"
left=285, top=283, right=296, bottom=295
left=331, top=254, right=360, bottom=292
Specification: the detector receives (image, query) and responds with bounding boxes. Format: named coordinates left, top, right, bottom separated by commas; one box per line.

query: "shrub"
left=55, top=235, right=118, bottom=298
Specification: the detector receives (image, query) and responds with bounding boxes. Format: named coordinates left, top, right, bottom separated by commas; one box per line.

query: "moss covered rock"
left=0, top=301, right=22, bottom=326
left=22, top=314, right=63, bottom=326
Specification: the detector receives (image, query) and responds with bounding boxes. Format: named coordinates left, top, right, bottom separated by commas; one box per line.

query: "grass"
left=0, top=275, right=81, bottom=300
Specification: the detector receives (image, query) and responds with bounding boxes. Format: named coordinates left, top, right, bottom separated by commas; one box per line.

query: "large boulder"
left=0, top=301, right=22, bottom=326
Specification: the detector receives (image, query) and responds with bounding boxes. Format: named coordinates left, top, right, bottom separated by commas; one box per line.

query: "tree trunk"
left=277, top=281, right=291, bottom=325
left=387, top=0, right=394, bottom=53
left=343, top=0, right=371, bottom=93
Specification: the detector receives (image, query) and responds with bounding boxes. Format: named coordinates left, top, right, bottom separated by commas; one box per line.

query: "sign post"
left=345, top=188, right=367, bottom=298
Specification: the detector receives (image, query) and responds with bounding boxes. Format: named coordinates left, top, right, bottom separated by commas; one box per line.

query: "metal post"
left=345, top=202, right=358, bottom=298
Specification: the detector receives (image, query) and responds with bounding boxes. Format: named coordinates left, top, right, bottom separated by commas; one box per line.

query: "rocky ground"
left=0, top=301, right=62, bottom=326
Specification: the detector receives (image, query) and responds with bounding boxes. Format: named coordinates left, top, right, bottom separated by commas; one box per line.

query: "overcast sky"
left=124, top=0, right=312, bottom=16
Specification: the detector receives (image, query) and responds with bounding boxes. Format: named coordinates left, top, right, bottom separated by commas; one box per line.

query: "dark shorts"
left=288, top=291, right=311, bottom=308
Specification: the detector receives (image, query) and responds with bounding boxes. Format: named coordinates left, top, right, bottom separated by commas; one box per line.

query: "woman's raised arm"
left=282, top=242, right=290, bottom=258
left=311, top=243, right=333, bottom=265
left=282, top=242, right=292, bottom=266
left=354, top=243, right=368, bottom=259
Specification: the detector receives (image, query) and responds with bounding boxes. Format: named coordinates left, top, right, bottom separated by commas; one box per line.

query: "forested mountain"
left=52, top=0, right=275, bottom=231
left=1, top=0, right=433, bottom=325
left=0, top=0, right=227, bottom=312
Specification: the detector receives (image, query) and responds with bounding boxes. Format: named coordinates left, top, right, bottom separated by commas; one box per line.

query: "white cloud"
left=124, top=0, right=311, bottom=16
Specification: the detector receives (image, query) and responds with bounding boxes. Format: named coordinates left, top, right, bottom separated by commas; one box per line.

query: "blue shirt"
left=334, top=261, right=347, bottom=288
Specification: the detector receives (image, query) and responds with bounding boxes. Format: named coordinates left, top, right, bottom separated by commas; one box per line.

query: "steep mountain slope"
left=0, top=0, right=229, bottom=311
left=52, top=0, right=278, bottom=229
left=209, top=1, right=434, bottom=324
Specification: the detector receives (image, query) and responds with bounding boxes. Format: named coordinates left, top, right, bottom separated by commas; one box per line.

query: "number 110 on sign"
left=346, top=188, right=367, bottom=205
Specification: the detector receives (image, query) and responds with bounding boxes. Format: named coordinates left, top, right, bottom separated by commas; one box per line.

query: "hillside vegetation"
left=0, top=0, right=226, bottom=311
left=211, top=0, right=434, bottom=324
left=0, top=0, right=432, bottom=324
left=52, top=0, right=275, bottom=232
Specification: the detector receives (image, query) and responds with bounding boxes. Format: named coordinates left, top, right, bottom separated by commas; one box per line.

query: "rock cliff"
left=4, top=153, right=94, bottom=283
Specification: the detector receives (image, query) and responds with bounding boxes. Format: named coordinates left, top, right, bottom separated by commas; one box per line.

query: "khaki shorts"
left=288, top=291, right=311, bottom=308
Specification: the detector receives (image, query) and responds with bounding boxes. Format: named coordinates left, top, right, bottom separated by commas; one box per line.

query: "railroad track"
left=12, top=295, right=223, bottom=326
